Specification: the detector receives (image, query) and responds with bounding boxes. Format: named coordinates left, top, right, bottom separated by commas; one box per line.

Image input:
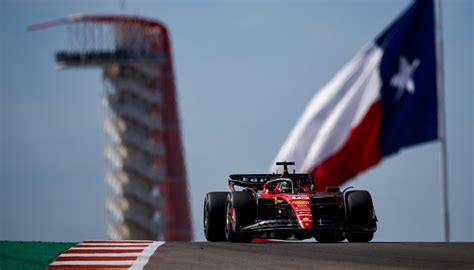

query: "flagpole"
left=435, top=0, right=450, bottom=242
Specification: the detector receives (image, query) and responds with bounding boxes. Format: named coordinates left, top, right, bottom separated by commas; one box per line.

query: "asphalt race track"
left=145, top=242, right=474, bottom=269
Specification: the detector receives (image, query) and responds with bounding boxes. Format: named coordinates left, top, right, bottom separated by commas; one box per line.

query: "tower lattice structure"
left=30, top=15, right=193, bottom=241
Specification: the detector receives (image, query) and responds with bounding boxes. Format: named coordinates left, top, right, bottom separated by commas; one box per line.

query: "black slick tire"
left=314, top=231, right=345, bottom=243
left=225, top=191, right=256, bottom=243
left=345, top=190, right=375, bottom=243
left=346, top=232, right=374, bottom=242
left=204, top=192, right=228, bottom=241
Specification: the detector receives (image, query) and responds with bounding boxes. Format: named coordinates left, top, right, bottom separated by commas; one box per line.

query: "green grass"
left=0, top=241, right=76, bottom=270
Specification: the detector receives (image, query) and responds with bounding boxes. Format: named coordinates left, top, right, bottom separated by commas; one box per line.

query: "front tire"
left=225, top=191, right=256, bottom=243
left=204, top=192, right=228, bottom=241
left=345, top=190, right=376, bottom=243
left=314, top=231, right=345, bottom=243
left=346, top=232, right=374, bottom=242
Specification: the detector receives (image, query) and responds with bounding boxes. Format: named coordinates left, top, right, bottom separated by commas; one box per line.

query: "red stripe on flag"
left=311, top=101, right=383, bottom=191
left=54, top=256, right=138, bottom=261
left=63, top=249, right=144, bottom=254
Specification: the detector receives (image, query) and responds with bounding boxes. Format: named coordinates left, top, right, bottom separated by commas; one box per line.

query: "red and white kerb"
left=46, top=240, right=164, bottom=269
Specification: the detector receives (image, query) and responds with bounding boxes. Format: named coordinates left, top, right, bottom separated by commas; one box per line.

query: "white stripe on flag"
left=271, top=42, right=383, bottom=172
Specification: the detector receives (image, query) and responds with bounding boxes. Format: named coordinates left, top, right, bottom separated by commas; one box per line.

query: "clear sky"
left=0, top=0, right=472, bottom=242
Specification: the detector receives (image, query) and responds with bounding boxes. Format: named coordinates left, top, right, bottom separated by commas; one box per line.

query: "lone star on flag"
left=390, top=56, right=420, bottom=101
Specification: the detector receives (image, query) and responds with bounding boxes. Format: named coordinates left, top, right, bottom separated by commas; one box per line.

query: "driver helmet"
left=279, top=181, right=292, bottom=193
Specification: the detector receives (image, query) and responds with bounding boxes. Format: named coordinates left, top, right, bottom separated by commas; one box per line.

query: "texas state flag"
left=271, top=1, right=439, bottom=190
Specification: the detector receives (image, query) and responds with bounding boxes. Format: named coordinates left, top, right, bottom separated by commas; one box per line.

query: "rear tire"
left=345, top=190, right=375, bottom=243
left=225, top=191, right=256, bottom=243
left=204, top=192, right=228, bottom=241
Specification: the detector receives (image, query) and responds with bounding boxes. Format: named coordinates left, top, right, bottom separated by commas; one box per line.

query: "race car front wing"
left=240, top=218, right=376, bottom=234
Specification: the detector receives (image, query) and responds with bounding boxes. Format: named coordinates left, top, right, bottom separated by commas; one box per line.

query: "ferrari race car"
left=203, top=162, right=377, bottom=243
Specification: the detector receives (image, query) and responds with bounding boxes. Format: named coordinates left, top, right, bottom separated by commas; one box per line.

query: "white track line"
left=129, top=241, right=164, bottom=270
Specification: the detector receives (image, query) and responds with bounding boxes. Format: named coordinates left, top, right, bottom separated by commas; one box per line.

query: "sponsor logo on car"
left=292, top=200, right=309, bottom=205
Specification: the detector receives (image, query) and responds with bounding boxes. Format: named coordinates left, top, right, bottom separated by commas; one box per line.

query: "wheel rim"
left=204, top=204, right=209, bottom=235
left=225, top=204, right=230, bottom=238
left=225, top=203, right=235, bottom=238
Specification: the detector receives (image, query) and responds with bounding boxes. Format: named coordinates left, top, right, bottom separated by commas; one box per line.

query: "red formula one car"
left=204, top=162, right=377, bottom=243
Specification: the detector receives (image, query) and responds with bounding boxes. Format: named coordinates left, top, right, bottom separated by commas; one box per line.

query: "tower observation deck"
left=29, top=15, right=192, bottom=241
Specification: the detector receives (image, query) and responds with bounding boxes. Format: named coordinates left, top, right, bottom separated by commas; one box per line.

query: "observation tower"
left=29, top=15, right=192, bottom=241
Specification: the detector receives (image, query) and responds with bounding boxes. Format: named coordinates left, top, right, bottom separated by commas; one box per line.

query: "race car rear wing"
left=228, top=174, right=313, bottom=190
